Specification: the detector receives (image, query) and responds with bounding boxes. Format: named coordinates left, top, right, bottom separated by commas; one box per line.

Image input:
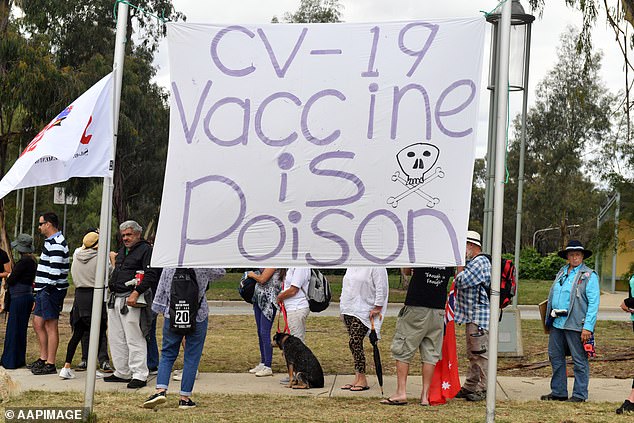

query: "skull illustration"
left=396, top=143, right=440, bottom=182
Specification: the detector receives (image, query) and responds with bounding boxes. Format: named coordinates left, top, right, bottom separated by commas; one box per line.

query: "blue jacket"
left=546, top=263, right=600, bottom=333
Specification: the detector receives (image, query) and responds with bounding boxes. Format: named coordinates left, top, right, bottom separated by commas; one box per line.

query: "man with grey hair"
left=104, top=220, right=153, bottom=389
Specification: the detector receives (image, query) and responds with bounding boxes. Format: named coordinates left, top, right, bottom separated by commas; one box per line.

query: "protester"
left=104, top=220, right=153, bottom=389
left=453, top=230, right=491, bottom=402
left=59, top=231, right=111, bottom=379
left=0, top=234, right=33, bottom=369
left=246, top=268, right=283, bottom=377
left=143, top=267, right=225, bottom=410
left=276, top=268, right=310, bottom=384
left=541, top=240, right=599, bottom=403
left=381, top=266, right=452, bottom=405
left=29, top=213, right=69, bottom=375
left=339, top=267, right=388, bottom=392
left=617, top=274, right=634, bottom=414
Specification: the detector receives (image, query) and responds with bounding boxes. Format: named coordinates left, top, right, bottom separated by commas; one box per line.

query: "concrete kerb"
left=2, top=368, right=630, bottom=404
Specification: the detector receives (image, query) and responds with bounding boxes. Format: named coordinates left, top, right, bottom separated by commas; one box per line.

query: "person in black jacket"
left=103, top=220, right=152, bottom=389
left=1, top=234, right=35, bottom=369
left=616, top=278, right=634, bottom=414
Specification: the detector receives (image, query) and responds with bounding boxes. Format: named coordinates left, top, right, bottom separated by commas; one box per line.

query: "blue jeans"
left=548, top=327, right=589, bottom=399
left=253, top=303, right=276, bottom=367
left=146, top=312, right=159, bottom=370
left=156, top=317, right=208, bottom=397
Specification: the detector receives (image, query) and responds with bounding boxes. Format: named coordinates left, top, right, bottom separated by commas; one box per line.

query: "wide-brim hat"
left=558, top=240, right=592, bottom=259
left=466, top=230, right=482, bottom=247
left=11, top=233, right=34, bottom=253
left=82, top=231, right=99, bottom=249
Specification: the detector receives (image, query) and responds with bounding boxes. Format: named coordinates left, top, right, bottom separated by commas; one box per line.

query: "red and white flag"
left=0, top=73, right=114, bottom=199
left=429, top=281, right=461, bottom=405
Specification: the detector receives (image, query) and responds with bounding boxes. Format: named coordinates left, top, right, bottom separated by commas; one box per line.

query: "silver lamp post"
left=482, top=0, right=534, bottom=361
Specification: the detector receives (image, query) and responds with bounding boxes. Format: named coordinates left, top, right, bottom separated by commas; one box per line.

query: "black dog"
left=272, top=332, right=324, bottom=389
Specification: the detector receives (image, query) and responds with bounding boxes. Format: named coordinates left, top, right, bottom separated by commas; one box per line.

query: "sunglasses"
left=38, top=221, right=47, bottom=226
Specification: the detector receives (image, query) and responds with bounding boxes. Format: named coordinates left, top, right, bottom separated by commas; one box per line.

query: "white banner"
left=0, top=73, right=114, bottom=199
left=153, top=19, right=486, bottom=268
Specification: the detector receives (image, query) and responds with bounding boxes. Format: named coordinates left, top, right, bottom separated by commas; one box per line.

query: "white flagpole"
left=83, top=1, right=128, bottom=418
left=486, top=0, right=511, bottom=421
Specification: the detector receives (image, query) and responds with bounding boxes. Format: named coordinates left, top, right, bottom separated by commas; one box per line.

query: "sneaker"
left=616, top=400, right=634, bottom=414
left=75, top=360, right=87, bottom=372
left=143, top=391, right=167, bottom=409
left=454, top=387, right=474, bottom=399
left=255, top=366, right=273, bottom=377
left=26, top=358, right=45, bottom=370
left=127, top=378, right=147, bottom=389
left=249, top=363, right=265, bottom=374
left=103, top=374, right=132, bottom=383
left=178, top=398, right=196, bottom=409
left=32, top=363, right=56, bottom=375
left=173, top=370, right=199, bottom=381
left=148, top=367, right=158, bottom=376
left=59, top=367, right=76, bottom=380
left=465, top=391, right=486, bottom=402
left=100, top=362, right=114, bottom=373
left=279, top=376, right=290, bottom=384
left=567, top=396, right=585, bottom=403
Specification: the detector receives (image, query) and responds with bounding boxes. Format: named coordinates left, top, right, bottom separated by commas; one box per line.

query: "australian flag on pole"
left=429, top=281, right=461, bottom=405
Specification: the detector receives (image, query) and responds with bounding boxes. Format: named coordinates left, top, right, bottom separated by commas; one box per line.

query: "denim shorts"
left=34, top=286, right=67, bottom=320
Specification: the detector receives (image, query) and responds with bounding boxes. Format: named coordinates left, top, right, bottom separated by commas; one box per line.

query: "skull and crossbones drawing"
left=387, top=143, right=445, bottom=208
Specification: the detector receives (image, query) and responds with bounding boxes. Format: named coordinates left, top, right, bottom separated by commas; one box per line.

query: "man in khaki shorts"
left=380, top=266, right=453, bottom=406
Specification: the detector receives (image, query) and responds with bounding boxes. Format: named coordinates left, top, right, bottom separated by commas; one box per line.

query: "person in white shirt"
left=276, top=268, right=310, bottom=343
left=339, top=268, right=389, bottom=392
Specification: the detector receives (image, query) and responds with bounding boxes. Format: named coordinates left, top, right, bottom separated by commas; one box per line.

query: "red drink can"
left=135, top=270, right=145, bottom=285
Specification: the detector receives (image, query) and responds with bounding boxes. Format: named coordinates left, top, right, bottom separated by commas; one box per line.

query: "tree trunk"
left=0, top=0, right=9, bottom=35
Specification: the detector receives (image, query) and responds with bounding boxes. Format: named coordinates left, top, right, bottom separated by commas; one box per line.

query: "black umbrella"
left=369, top=315, right=384, bottom=396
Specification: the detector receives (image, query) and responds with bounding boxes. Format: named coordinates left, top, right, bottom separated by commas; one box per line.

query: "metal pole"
left=19, top=187, right=25, bottom=234
left=486, top=1, right=512, bottom=421
left=512, top=23, right=531, bottom=306
left=83, top=2, right=128, bottom=418
left=483, top=24, right=499, bottom=254
left=611, top=192, right=620, bottom=293
left=63, top=201, right=67, bottom=234
left=31, top=187, right=37, bottom=239
left=14, top=189, right=19, bottom=238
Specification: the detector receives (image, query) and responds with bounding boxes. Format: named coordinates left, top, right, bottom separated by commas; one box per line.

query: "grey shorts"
left=391, top=305, right=444, bottom=365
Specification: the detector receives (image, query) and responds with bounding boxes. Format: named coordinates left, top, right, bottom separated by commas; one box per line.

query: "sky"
left=152, top=0, right=627, bottom=158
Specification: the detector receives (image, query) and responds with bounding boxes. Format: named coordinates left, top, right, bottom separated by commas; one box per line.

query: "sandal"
left=350, top=385, right=370, bottom=392
left=340, top=384, right=354, bottom=390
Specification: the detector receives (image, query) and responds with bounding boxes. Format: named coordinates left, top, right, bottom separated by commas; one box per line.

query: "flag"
left=429, top=281, right=461, bottom=405
left=0, top=73, right=114, bottom=199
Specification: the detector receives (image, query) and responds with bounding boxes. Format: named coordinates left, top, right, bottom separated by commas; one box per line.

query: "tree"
left=279, top=0, right=342, bottom=23
left=9, top=0, right=182, bottom=245
left=504, top=27, right=611, bottom=251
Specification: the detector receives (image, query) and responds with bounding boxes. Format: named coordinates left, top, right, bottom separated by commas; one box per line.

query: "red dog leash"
left=277, top=302, right=290, bottom=334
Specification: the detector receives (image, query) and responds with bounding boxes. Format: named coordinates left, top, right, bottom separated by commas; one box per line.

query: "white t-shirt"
left=282, top=267, right=310, bottom=311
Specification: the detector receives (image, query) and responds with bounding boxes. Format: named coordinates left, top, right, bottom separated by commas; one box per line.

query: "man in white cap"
left=453, top=230, right=491, bottom=402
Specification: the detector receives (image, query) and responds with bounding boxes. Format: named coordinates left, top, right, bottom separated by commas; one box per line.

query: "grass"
left=206, top=273, right=553, bottom=305
left=5, top=312, right=632, bottom=379
left=1, top=391, right=624, bottom=422
left=1, top=308, right=632, bottom=422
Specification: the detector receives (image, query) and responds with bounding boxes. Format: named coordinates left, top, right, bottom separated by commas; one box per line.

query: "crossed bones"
left=387, top=167, right=445, bottom=208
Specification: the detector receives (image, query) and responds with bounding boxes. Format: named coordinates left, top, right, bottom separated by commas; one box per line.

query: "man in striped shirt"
left=29, top=212, right=69, bottom=375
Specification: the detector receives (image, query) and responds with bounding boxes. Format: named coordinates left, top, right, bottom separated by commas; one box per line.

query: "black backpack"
left=169, top=268, right=202, bottom=335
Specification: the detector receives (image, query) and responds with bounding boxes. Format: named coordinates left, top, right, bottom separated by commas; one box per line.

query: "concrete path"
left=2, top=368, right=629, bottom=403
